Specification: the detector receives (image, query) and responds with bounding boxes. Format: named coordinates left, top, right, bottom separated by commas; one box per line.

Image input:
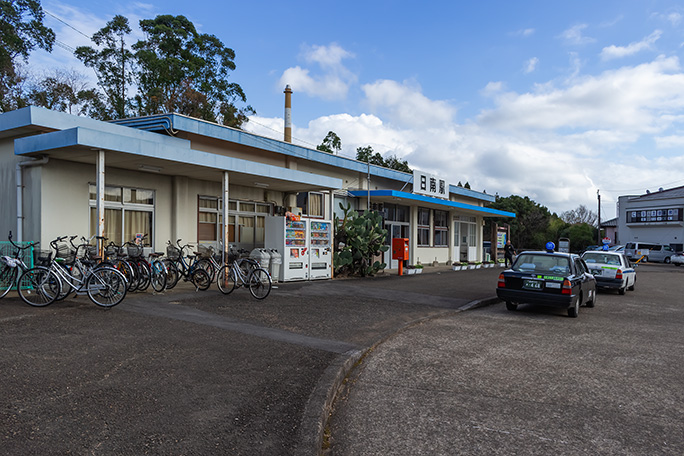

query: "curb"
left=298, top=295, right=501, bottom=455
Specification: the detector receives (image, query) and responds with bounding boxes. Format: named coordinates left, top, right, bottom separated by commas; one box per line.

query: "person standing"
left=504, top=240, right=516, bottom=267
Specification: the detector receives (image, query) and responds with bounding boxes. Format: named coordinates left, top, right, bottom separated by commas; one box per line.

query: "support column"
left=222, top=171, right=230, bottom=264
left=96, top=150, right=105, bottom=255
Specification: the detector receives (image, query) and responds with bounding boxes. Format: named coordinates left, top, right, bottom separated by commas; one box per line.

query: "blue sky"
left=29, top=0, right=684, bottom=219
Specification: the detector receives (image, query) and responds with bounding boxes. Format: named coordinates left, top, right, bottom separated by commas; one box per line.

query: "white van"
left=624, top=242, right=674, bottom=263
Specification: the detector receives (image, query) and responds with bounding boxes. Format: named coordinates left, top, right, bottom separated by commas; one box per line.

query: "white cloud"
left=559, top=24, right=595, bottom=45
left=279, top=43, right=357, bottom=101
left=600, top=30, right=662, bottom=60
left=513, top=28, right=535, bottom=37
left=524, top=57, right=539, bottom=74
left=478, top=56, right=684, bottom=135
left=361, top=79, right=456, bottom=128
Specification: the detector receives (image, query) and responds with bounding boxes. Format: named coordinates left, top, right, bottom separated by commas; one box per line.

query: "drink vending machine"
left=265, top=216, right=333, bottom=282
left=308, top=221, right=332, bottom=280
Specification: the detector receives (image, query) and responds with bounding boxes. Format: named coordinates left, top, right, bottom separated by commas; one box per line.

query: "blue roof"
left=349, top=190, right=515, bottom=217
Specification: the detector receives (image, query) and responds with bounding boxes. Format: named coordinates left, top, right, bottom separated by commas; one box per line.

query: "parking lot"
left=1, top=264, right=682, bottom=455
left=329, top=264, right=684, bottom=455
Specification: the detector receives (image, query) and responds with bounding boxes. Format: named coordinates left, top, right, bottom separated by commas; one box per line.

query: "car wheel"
left=586, top=289, right=596, bottom=308
left=628, top=281, right=635, bottom=291
left=618, top=286, right=626, bottom=295
left=568, top=296, right=579, bottom=318
left=664, top=257, right=671, bottom=264
left=674, top=263, right=681, bottom=267
left=505, top=301, right=517, bottom=311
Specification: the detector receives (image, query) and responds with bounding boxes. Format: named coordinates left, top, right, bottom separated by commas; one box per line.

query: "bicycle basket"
left=84, top=245, right=98, bottom=258
left=34, top=250, right=53, bottom=266
left=166, top=245, right=181, bottom=261
left=55, top=244, right=75, bottom=264
left=127, top=244, right=144, bottom=258
left=105, top=244, right=123, bottom=258
left=197, top=244, right=214, bottom=258
left=227, top=251, right=239, bottom=263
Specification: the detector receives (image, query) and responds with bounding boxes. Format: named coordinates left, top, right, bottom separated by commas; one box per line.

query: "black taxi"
left=496, top=244, right=597, bottom=318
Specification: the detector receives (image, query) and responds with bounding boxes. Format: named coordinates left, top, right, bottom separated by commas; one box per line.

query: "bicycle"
left=35, top=236, right=128, bottom=308
left=123, top=235, right=167, bottom=292
left=1, top=232, right=60, bottom=306
left=163, top=240, right=211, bottom=291
left=216, top=253, right=272, bottom=299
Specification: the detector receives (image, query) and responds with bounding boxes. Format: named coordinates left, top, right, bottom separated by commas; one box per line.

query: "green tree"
left=0, top=0, right=55, bottom=112
left=384, top=154, right=411, bottom=173
left=334, top=202, right=388, bottom=277
left=488, top=195, right=552, bottom=249
left=316, top=131, right=342, bottom=154
left=561, top=223, right=597, bottom=252
left=27, top=69, right=92, bottom=114
left=74, top=15, right=134, bottom=119
left=132, top=14, right=254, bottom=128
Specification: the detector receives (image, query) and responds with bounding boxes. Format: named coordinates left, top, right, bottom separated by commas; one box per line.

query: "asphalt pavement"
left=0, top=264, right=501, bottom=455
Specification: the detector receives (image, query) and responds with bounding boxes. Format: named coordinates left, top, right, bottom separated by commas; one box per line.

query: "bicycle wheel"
left=134, top=260, right=151, bottom=292
left=216, top=265, right=237, bottom=294
left=190, top=268, right=211, bottom=291
left=195, top=258, right=215, bottom=281
left=87, top=267, right=127, bottom=307
left=163, top=259, right=180, bottom=289
left=55, top=263, right=78, bottom=301
left=0, top=265, right=18, bottom=299
left=18, top=267, right=60, bottom=307
left=113, top=259, right=136, bottom=292
left=150, top=260, right=167, bottom=292
left=248, top=268, right=272, bottom=300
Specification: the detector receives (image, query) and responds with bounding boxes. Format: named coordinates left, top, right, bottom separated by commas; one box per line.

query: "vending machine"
left=265, top=216, right=309, bottom=282
left=308, top=221, right=332, bottom=280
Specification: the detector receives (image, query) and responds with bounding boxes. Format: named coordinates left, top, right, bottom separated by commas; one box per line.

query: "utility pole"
left=597, top=189, right=601, bottom=245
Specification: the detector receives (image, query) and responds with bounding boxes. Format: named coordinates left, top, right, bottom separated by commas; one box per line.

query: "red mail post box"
left=392, top=238, right=409, bottom=260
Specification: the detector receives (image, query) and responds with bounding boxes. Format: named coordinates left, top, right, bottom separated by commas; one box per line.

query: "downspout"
left=16, top=156, right=49, bottom=242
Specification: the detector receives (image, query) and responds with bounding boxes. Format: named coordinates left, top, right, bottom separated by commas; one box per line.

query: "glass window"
left=124, top=188, right=154, bottom=205
left=418, top=207, right=430, bottom=246
left=297, top=192, right=325, bottom=217
left=124, top=210, right=152, bottom=245
left=89, top=185, right=153, bottom=245
left=239, top=216, right=254, bottom=244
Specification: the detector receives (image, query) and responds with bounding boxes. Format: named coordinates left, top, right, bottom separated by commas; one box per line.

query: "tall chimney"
left=284, top=85, right=293, bottom=143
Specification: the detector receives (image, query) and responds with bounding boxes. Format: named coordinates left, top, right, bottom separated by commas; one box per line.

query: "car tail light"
left=615, top=269, right=623, bottom=279
left=498, top=273, right=506, bottom=288
left=562, top=279, right=572, bottom=295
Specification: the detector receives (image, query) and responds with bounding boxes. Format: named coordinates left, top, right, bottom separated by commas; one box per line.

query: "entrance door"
left=385, top=223, right=408, bottom=269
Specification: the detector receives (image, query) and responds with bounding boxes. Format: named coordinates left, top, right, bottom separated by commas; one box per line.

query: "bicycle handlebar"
left=7, top=231, right=39, bottom=250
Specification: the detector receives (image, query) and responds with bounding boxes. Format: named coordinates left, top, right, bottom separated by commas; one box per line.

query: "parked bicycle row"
left=0, top=232, right=272, bottom=308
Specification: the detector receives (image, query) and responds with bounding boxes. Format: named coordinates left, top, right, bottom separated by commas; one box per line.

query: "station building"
left=0, top=106, right=515, bottom=277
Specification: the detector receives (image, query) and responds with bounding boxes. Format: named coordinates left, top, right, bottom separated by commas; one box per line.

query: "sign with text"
left=413, top=170, right=448, bottom=199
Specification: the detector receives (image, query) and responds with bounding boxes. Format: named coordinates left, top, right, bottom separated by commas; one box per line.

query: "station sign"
left=413, top=170, right=448, bottom=199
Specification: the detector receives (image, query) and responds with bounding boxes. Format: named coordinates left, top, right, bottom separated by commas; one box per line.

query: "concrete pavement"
left=0, top=264, right=502, bottom=455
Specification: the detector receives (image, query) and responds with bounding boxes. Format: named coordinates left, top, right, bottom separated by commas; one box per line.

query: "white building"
left=0, top=106, right=515, bottom=275
left=617, top=186, right=684, bottom=252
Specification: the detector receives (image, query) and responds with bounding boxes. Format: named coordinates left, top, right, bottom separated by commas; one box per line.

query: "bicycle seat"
left=149, top=252, right=164, bottom=257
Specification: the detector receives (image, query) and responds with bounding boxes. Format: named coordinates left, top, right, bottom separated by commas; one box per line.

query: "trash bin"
left=250, top=248, right=271, bottom=271
left=268, top=249, right=282, bottom=283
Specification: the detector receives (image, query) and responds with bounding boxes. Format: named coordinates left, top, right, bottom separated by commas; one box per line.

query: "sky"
left=26, top=0, right=684, bottom=220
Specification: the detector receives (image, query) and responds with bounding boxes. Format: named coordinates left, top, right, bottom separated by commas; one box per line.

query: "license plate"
left=523, top=279, right=542, bottom=290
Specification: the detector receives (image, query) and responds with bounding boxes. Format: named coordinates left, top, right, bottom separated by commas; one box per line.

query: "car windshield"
left=583, top=252, right=621, bottom=265
left=512, top=254, right=571, bottom=275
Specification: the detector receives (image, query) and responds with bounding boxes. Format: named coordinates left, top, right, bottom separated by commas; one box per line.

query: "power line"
left=44, top=10, right=91, bottom=40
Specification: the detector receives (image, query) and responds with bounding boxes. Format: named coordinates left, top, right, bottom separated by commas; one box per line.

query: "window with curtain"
left=89, top=184, right=154, bottom=245
left=434, top=210, right=448, bottom=246
left=296, top=192, right=325, bottom=217
left=418, top=207, right=430, bottom=246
